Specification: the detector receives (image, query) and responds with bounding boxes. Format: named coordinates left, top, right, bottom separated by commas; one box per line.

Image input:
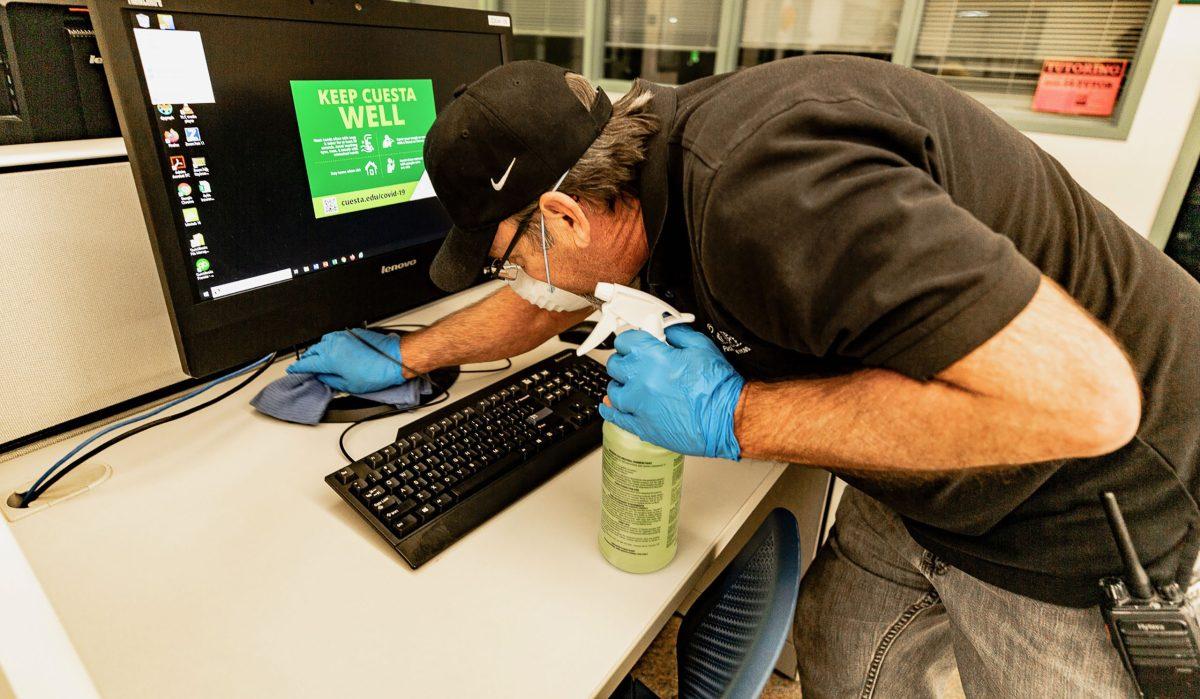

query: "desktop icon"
left=331, top=259, right=338, bottom=266
left=169, top=155, right=186, bottom=171
left=197, top=180, right=211, bottom=195
left=163, top=128, right=180, bottom=145
left=322, top=261, right=329, bottom=268
left=157, top=14, right=175, bottom=30
left=349, top=254, right=356, bottom=261
left=136, top=14, right=151, bottom=28
left=182, top=207, right=200, bottom=224
left=195, top=258, right=210, bottom=273
left=179, top=103, right=195, bottom=118
left=303, top=266, right=310, bottom=272
left=193, top=156, right=207, bottom=169
left=156, top=103, right=173, bottom=117
left=189, top=233, right=205, bottom=249
left=184, top=127, right=201, bottom=143
left=177, top=182, right=193, bottom=198
left=341, top=257, right=347, bottom=263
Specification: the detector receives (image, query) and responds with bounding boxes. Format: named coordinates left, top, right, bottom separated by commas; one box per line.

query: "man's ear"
left=539, top=191, right=591, bottom=248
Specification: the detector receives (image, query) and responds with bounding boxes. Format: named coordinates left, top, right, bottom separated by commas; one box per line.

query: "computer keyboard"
left=325, top=349, right=608, bottom=567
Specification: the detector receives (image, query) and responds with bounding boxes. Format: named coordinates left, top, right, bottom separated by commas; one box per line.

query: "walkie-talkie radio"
left=1099, top=492, right=1200, bottom=698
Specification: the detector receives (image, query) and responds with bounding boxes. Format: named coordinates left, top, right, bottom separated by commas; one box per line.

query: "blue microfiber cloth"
left=251, top=373, right=431, bottom=425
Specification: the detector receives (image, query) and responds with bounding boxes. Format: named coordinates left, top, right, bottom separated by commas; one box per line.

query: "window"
left=500, top=0, right=586, bottom=73
left=912, top=1, right=1154, bottom=117
left=407, top=0, right=1169, bottom=138
left=738, top=0, right=905, bottom=68
left=604, top=0, right=723, bottom=85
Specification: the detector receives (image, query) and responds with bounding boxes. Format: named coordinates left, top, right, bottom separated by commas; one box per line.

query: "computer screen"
left=90, top=1, right=511, bottom=376
left=123, top=10, right=499, bottom=301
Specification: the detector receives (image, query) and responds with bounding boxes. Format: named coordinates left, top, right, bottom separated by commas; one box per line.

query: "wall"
left=1026, top=4, right=1200, bottom=237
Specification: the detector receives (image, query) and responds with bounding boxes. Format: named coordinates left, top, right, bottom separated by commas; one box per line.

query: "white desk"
left=0, top=285, right=785, bottom=698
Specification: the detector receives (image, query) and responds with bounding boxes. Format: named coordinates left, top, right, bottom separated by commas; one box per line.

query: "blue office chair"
left=610, top=508, right=802, bottom=699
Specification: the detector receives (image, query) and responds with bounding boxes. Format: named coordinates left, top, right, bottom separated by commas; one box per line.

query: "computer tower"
left=0, top=0, right=119, bottom=145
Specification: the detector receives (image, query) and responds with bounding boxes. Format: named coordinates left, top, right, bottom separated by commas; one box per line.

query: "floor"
left=629, top=616, right=803, bottom=698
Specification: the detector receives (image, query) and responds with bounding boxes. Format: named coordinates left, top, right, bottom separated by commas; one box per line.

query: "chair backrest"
left=676, top=508, right=801, bottom=699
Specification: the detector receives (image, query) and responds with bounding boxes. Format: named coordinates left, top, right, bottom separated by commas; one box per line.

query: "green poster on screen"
left=290, top=79, right=437, bottom=219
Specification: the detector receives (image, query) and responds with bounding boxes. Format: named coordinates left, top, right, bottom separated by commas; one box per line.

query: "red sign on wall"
left=1031, top=59, right=1129, bottom=117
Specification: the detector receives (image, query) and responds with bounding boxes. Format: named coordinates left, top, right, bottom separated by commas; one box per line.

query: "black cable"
left=18, top=354, right=277, bottom=507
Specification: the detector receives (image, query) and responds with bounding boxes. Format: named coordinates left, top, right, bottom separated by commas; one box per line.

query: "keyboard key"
left=429, top=482, right=446, bottom=495
left=450, top=453, right=520, bottom=499
left=334, top=467, right=356, bottom=485
left=348, top=478, right=368, bottom=495
left=414, top=489, right=433, bottom=503
left=361, top=485, right=387, bottom=503
left=383, top=477, right=402, bottom=492
left=416, top=503, right=439, bottom=520
left=365, top=470, right=383, bottom=484
left=393, top=514, right=420, bottom=537
left=371, top=495, right=397, bottom=516
left=397, top=484, right=416, bottom=499
left=434, top=493, right=455, bottom=508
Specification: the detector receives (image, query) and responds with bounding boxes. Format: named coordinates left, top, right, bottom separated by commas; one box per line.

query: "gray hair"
left=512, top=74, right=660, bottom=244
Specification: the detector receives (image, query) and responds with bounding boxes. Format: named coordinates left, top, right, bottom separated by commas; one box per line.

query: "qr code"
left=322, top=197, right=339, bottom=214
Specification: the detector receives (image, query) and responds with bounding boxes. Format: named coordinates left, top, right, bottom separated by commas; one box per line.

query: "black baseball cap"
left=423, top=61, right=612, bottom=292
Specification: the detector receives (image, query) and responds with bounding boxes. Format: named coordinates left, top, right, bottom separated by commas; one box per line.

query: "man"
left=291, top=60, right=1200, bottom=696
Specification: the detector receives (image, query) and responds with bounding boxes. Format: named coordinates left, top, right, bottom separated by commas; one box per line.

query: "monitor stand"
left=319, top=364, right=460, bottom=423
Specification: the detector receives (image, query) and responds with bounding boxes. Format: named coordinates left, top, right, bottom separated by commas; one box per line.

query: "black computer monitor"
left=88, top=0, right=512, bottom=376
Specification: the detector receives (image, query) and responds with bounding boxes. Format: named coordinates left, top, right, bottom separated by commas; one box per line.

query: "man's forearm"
left=734, top=370, right=1055, bottom=471
left=399, top=286, right=592, bottom=377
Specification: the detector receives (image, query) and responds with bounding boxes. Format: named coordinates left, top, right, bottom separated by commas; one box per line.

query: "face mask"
left=501, top=264, right=594, bottom=312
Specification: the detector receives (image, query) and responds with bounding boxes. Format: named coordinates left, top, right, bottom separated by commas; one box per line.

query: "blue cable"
left=26, top=353, right=275, bottom=497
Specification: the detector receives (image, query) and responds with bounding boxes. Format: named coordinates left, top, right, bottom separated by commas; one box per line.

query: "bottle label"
left=599, top=444, right=683, bottom=572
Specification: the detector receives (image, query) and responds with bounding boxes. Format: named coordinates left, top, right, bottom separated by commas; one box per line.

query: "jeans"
left=792, top=487, right=1198, bottom=698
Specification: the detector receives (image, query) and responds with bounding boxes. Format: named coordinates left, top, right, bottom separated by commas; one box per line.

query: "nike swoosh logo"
left=490, top=157, right=516, bottom=191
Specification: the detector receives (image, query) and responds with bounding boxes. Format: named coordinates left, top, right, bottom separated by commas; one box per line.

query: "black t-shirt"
left=633, top=57, right=1200, bottom=607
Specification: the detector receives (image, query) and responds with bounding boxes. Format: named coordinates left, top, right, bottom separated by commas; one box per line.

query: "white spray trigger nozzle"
left=575, top=283, right=695, bottom=355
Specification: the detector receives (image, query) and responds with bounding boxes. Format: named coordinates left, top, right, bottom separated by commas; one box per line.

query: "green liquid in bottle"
left=598, top=421, right=685, bottom=573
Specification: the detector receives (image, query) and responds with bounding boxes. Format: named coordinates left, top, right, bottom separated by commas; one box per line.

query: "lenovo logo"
left=381, top=259, right=417, bottom=275
left=89, top=55, right=103, bottom=65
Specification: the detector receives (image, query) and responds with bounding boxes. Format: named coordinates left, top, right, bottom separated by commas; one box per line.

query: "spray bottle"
left=576, top=283, right=695, bottom=573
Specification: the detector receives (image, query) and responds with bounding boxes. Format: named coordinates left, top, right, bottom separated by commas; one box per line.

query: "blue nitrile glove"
left=287, top=329, right=406, bottom=394
left=600, top=325, right=744, bottom=460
